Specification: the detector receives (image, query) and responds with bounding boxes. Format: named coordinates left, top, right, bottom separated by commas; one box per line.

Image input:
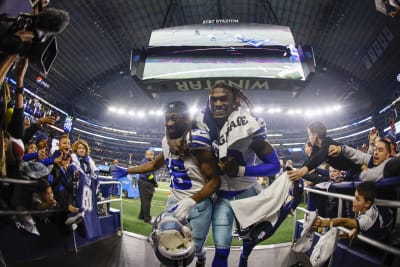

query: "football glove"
left=173, top=198, right=196, bottom=221
left=111, top=165, right=128, bottom=180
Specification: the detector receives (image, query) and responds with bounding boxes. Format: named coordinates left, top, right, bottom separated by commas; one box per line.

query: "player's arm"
left=219, top=139, right=280, bottom=177
left=128, top=153, right=165, bottom=174
left=112, top=153, right=165, bottom=179
left=244, top=139, right=280, bottom=177
left=190, top=149, right=221, bottom=203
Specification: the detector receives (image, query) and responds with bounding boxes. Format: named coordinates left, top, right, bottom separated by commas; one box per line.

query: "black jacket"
left=304, top=136, right=361, bottom=173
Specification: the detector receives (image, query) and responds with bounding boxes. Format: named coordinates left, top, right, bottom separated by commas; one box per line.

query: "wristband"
left=237, top=166, right=246, bottom=177
left=341, top=145, right=346, bottom=154
left=15, top=87, right=24, bottom=94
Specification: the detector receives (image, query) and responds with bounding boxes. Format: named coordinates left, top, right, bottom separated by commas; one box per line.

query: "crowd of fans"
left=1, top=56, right=399, bottom=267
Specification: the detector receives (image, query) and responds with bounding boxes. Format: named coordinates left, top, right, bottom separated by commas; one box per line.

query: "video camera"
left=0, top=6, right=69, bottom=74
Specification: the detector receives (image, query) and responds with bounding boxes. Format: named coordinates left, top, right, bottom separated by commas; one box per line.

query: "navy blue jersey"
left=76, top=172, right=102, bottom=239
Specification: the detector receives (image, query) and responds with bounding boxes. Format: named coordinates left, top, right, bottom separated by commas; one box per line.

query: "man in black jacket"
left=138, top=149, right=158, bottom=223
left=288, top=121, right=361, bottom=181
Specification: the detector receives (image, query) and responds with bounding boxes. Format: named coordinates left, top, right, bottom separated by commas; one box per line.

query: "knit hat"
left=35, top=131, right=48, bottom=144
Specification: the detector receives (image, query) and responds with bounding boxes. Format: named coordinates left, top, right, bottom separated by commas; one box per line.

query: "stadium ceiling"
left=18, top=0, right=400, bottom=126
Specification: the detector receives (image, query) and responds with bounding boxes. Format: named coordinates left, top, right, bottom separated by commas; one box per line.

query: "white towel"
left=231, top=172, right=292, bottom=228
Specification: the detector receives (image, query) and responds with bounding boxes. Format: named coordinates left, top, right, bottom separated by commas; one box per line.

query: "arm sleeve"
left=243, top=150, right=280, bottom=177
left=304, top=149, right=328, bottom=171
left=23, top=152, right=38, bottom=161
left=342, top=145, right=371, bottom=165
left=39, top=157, right=55, bottom=166
left=302, top=173, right=329, bottom=184
left=359, top=159, right=388, bottom=182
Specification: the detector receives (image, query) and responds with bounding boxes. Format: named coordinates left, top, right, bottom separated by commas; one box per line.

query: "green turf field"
left=110, top=182, right=304, bottom=246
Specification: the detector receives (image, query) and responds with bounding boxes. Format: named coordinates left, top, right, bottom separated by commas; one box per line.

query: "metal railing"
left=0, top=176, right=124, bottom=254
left=97, top=179, right=124, bottom=232
left=293, top=187, right=400, bottom=267
left=0, top=177, right=63, bottom=216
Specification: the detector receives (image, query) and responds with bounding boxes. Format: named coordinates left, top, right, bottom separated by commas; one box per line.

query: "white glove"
left=173, top=198, right=196, bottom=221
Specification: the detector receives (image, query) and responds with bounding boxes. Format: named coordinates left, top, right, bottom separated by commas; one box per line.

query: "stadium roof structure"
left=8, top=0, right=400, bottom=130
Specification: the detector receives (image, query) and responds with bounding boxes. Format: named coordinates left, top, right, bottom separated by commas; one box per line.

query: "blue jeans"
left=212, top=187, right=258, bottom=249
left=165, top=196, right=213, bottom=262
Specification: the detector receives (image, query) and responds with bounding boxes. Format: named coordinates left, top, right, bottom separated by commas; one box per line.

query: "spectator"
left=288, top=121, right=361, bottom=182
left=70, top=139, right=98, bottom=179
left=304, top=140, right=313, bottom=157
left=328, top=139, right=392, bottom=181
left=383, top=135, right=398, bottom=157
left=22, top=115, right=57, bottom=144
left=33, top=182, right=57, bottom=211
left=137, top=149, right=157, bottom=224
left=312, top=182, right=393, bottom=251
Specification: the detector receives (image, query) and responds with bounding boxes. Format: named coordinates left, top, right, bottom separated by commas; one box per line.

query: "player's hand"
left=172, top=198, right=196, bottom=221
left=111, top=165, right=128, bottom=179
left=219, top=156, right=239, bottom=176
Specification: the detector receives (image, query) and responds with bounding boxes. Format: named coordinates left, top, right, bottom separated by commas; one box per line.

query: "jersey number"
left=168, top=158, right=192, bottom=190
left=82, top=185, right=93, bottom=211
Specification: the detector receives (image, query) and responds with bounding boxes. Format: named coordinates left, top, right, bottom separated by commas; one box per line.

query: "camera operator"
left=0, top=23, right=34, bottom=56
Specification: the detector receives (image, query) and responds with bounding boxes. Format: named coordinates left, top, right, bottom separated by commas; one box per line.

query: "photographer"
left=0, top=26, right=34, bottom=55
left=0, top=2, right=69, bottom=75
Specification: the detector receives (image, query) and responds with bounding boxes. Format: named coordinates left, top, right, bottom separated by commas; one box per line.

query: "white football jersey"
left=195, top=109, right=267, bottom=192
left=162, top=129, right=212, bottom=201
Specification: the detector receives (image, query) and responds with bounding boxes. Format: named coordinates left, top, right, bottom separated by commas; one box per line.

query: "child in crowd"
left=48, top=135, right=83, bottom=230
left=312, top=182, right=393, bottom=250
left=70, top=139, right=98, bottom=178
left=25, top=142, right=37, bottom=154
left=70, top=139, right=101, bottom=239
left=33, top=183, right=57, bottom=210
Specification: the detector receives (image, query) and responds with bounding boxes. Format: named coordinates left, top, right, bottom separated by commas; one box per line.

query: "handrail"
left=305, top=186, right=400, bottom=208
left=0, top=208, right=63, bottom=215
left=98, top=180, right=123, bottom=233
left=0, top=177, right=39, bottom=184
left=337, top=226, right=400, bottom=257
left=293, top=186, right=400, bottom=262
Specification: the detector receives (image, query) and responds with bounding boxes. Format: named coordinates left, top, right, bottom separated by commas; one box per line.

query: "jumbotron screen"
left=141, top=23, right=310, bottom=81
